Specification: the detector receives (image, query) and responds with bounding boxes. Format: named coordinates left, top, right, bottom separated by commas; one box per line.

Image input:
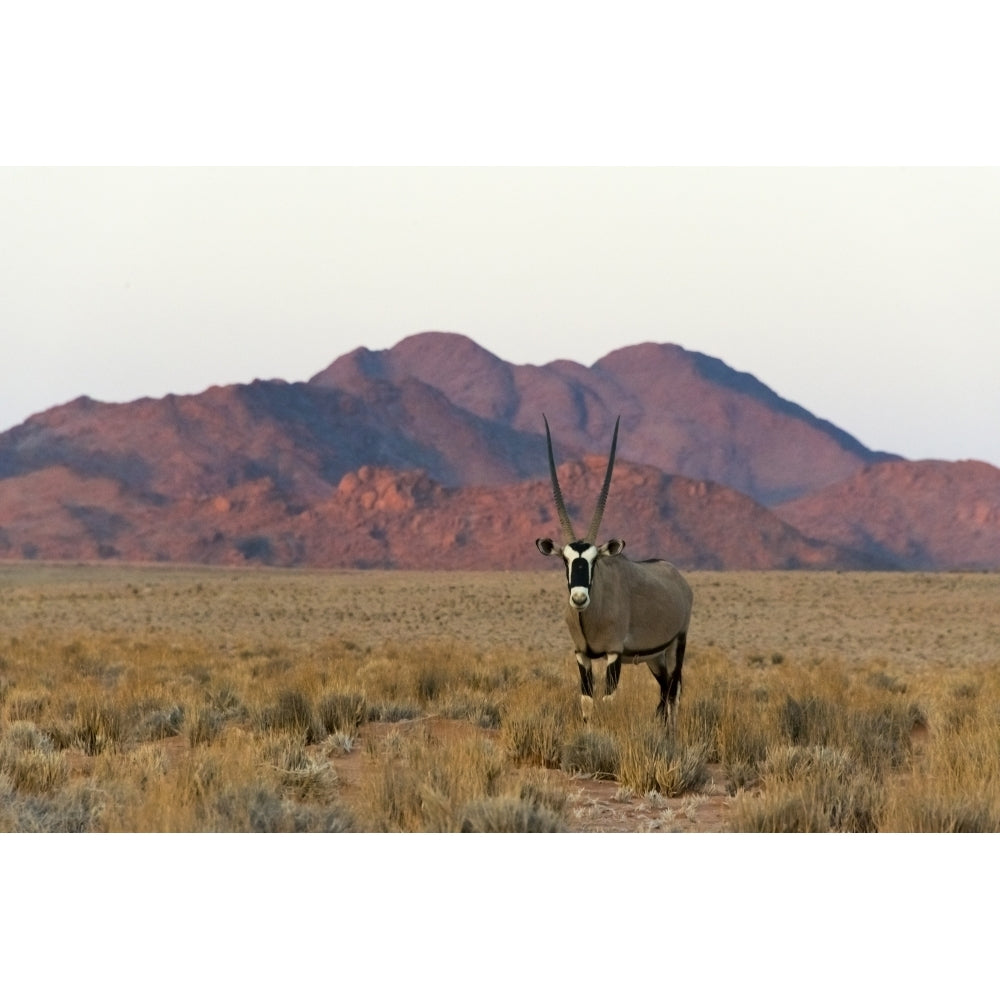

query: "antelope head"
left=535, top=415, right=625, bottom=611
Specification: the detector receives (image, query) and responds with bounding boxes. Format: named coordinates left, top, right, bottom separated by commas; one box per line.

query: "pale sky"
left=3, top=167, right=999, bottom=466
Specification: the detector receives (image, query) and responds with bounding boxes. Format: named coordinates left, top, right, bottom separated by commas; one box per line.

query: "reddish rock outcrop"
left=775, top=460, right=1000, bottom=570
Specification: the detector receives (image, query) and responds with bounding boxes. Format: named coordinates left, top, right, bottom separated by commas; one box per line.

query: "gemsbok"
left=535, top=416, right=693, bottom=730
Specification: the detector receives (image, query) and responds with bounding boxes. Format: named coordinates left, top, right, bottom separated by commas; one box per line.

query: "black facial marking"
left=569, top=557, right=591, bottom=591
left=565, top=542, right=593, bottom=592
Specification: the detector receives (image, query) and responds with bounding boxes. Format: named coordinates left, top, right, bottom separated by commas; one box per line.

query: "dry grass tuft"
left=561, top=730, right=619, bottom=778
left=0, top=721, right=69, bottom=794
left=359, top=725, right=508, bottom=831
left=731, top=743, right=883, bottom=832
left=316, top=690, right=367, bottom=736
left=615, top=727, right=710, bottom=797
left=459, top=795, right=567, bottom=832
left=73, top=700, right=128, bottom=756
left=500, top=692, right=571, bottom=769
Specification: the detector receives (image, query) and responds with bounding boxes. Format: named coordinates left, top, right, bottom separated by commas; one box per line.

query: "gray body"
left=565, top=554, right=692, bottom=664
left=536, top=416, right=693, bottom=728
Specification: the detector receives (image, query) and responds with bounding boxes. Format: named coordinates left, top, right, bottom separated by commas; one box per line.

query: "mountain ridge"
left=0, top=331, right=996, bottom=571
left=311, top=331, right=899, bottom=505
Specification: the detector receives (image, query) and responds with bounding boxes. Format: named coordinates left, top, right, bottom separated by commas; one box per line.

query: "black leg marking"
left=578, top=659, right=595, bottom=698
left=666, top=633, right=686, bottom=709
left=647, top=658, right=670, bottom=720
left=605, top=656, right=622, bottom=696
left=647, top=635, right=685, bottom=728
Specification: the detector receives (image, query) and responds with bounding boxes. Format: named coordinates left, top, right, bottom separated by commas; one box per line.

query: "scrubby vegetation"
left=2, top=565, right=999, bottom=831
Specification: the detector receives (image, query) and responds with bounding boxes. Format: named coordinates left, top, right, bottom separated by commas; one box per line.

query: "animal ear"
left=536, top=538, right=560, bottom=556
left=599, top=538, right=625, bottom=557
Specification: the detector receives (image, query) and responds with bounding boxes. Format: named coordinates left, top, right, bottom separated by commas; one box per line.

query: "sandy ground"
left=4, top=564, right=999, bottom=669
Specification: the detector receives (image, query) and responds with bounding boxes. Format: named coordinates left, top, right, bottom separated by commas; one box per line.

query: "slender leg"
left=665, top=633, right=686, bottom=731
left=647, top=654, right=670, bottom=721
left=647, top=639, right=683, bottom=734
left=576, top=653, right=595, bottom=721
left=604, top=654, right=622, bottom=701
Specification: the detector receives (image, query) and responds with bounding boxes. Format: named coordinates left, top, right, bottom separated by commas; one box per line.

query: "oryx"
left=535, top=416, right=693, bottom=729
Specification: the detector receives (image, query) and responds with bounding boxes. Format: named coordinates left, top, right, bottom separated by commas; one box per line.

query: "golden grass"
left=2, top=563, right=1000, bottom=831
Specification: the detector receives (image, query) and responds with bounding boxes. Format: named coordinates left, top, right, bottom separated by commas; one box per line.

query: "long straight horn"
left=543, top=415, right=576, bottom=543
left=585, top=415, right=620, bottom=543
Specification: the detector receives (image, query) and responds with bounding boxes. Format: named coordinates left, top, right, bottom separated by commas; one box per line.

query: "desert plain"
left=2, top=562, right=999, bottom=832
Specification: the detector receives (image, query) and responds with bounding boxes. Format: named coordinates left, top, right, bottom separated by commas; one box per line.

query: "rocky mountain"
left=0, top=331, right=996, bottom=570
left=311, top=332, right=897, bottom=505
left=775, top=460, right=1000, bottom=570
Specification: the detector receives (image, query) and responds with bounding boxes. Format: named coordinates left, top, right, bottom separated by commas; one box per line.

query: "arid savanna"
left=2, top=563, right=999, bottom=832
